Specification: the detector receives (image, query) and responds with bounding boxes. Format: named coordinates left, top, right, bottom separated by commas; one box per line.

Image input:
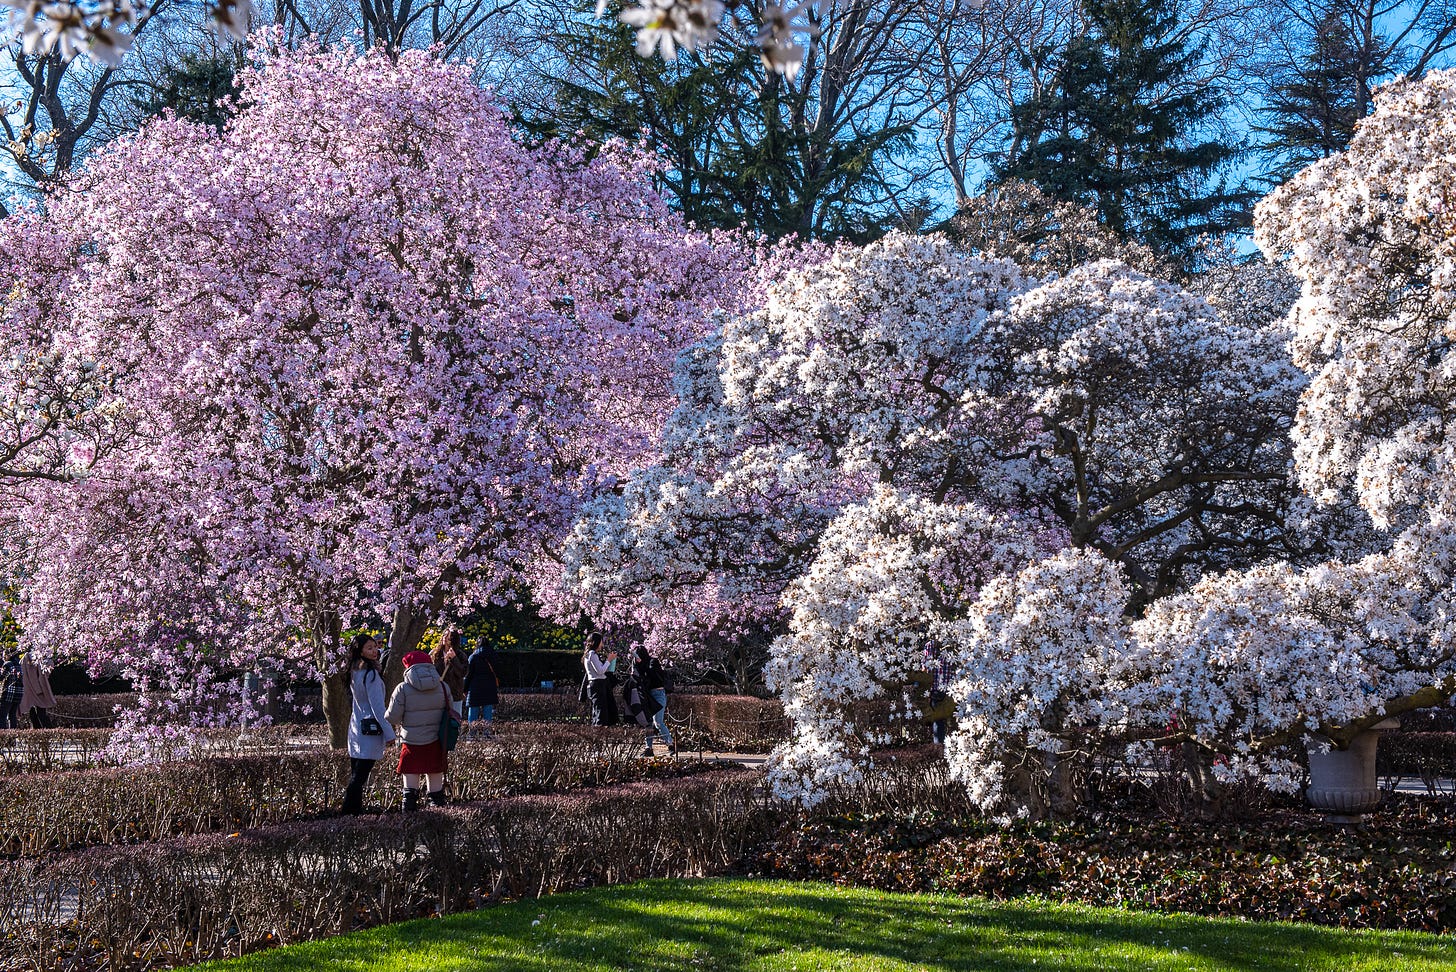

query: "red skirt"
left=396, top=740, right=445, bottom=775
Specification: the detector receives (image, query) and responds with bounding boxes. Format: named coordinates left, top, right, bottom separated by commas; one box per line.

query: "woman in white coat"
left=342, top=633, right=395, bottom=815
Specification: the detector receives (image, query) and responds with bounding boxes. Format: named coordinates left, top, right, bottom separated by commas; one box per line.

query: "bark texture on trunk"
left=385, top=602, right=434, bottom=693
left=310, top=610, right=348, bottom=750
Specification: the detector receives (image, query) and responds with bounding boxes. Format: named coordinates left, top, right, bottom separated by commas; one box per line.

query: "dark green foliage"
left=476, top=648, right=588, bottom=688
left=133, top=53, right=242, bottom=132
left=459, top=595, right=582, bottom=654
left=0, top=604, right=16, bottom=661
left=1256, top=10, right=1395, bottom=186
left=521, top=7, right=912, bottom=241
left=999, top=0, right=1251, bottom=256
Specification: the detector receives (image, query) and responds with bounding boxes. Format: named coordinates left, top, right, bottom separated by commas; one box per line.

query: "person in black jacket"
left=464, top=640, right=499, bottom=740
left=0, top=654, right=23, bottom=730
left=632, top=646, right=675, bottom=757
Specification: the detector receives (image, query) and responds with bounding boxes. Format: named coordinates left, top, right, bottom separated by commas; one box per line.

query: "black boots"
left=402, top=787, right=446, bottom=810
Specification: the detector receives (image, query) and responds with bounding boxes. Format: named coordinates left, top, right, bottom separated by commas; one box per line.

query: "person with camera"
left=343, top=633, right=395, bottom=815
left=582, top=631, right=619, bottom=726
left=631, top=645, right=675, bottom=757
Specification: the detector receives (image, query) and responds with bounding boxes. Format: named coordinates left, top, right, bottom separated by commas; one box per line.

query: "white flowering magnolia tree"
left=1134, top=67, right=1456, bottom=780
left=561, top=231, right=1332, bottom=811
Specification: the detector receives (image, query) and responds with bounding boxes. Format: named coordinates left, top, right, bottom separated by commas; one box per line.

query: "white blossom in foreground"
left=609, top=0, right=724, bottom=60
left=942, top=548, right=1139, bottom=815
left=1256, top=68, right=1456, bottom=527
left=765, top=487, right=1043, bottom=805
left=755, top=1, right=813, bottom=78
left=1135, top=519, right=1456, bottom=790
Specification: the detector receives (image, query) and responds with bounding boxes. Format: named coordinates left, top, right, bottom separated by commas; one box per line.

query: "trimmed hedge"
left=1378, top=732, right=1456, bottom=793
left=489, top=650, right=593, bottom=689
left=665, top=695, right=929, bottom=754
left=0, top=724, right=690, bottom=855
left=0, top=726, right=324, bottom=776
left=48, top=695, right=138, bottom=728
left=667, top=695, right=787, bottom=753
left=6, top=691, right=921, bottom=766
left=0, top=771, right=775, bottom=971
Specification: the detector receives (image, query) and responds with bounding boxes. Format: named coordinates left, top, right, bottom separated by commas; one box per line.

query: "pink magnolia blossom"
left=8, top=42, right=755, bottom=742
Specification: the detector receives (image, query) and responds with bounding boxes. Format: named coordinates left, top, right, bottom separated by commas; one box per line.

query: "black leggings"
left=28, top=708, right=53, bottom=729
left=0, top=699, right=19, bottom=730
left=342, top=757, right=376, bottom=815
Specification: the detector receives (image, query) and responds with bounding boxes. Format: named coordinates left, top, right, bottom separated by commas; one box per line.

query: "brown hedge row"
left=0, top=770, right=774, bottom=972
left=1378, top=732, right=1456, bottom=792
left=0, top=724, right=688, bottom=856
left=47, top=696, right=138, bottom=729
left=0, top=726, right=329, bottom=776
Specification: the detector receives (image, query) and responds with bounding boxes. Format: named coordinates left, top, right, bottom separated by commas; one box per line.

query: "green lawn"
left=196, top=878, right=1455, bottom=972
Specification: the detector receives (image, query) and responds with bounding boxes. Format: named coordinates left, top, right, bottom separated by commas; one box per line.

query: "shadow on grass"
left=201, top=879, right=1456, bottom=972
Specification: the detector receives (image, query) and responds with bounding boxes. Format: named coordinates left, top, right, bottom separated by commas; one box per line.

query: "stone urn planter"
left=1305, top=718, right=1400, bottom=822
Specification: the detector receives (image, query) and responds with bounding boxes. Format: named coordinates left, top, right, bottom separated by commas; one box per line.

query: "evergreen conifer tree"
left=1255, top=10, right=1394, bottom=186
left=522, top=7, right=913, bottom=241
left=133, top=53, right=242, bottom=133
left=999, top=0, right=1250, bottom=256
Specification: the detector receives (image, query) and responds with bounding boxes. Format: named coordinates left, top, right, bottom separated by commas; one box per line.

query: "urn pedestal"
left=1305, top=718, right=1400, bottom=823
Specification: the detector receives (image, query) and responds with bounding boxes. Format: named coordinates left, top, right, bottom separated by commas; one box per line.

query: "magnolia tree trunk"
left=382, top=577, right=455, bottom=690
left=1181, top=741, right=1226, bottom=819
left=385, top=602, right=435, bottom=692
left=311, top=612, right=349, bottom=750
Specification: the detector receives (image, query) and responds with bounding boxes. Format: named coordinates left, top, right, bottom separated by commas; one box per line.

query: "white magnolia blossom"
left=594, top=0, right=814, bottom=77
left=1255, top=68, right=1456, bottom=528
left=943, top=548, right=1139, bottom=814
left=1134, top=520, right=1456, bottom=789
left=754, top=1, right=812, bottom=79
left=765, top=486, right=1043, bottom=804
left=207, top=0, right=249, bottom=43
left=606, top=0, right=723, bottom=60
left=0, top=0, right=245, bottom=63
left=567, top=232, right=1334, bottom=812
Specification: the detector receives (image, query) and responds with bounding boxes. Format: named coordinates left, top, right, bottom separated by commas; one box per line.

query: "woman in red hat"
left=384, top=649, right=454, bottom=810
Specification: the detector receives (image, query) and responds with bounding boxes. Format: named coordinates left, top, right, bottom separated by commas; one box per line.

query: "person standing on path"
left=385, top=650, right=453, bottom=810
left=432, top=630, right=468, bottom=719
left=632, top=645, right=675, bottom=757
left=464, top=639, right=498, bottom=740
left=0, top=654, right=23, bottom=730
left=925, top=642, right=953, bottom=746
left=582, top=632, right=619, bottom=726
left=343, top=633, right=395, bottom=815
left=18, top=654, right=54, bottom=729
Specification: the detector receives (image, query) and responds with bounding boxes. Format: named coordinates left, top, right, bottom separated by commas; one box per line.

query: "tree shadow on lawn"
left=211, top=879, right=1456, bottom=972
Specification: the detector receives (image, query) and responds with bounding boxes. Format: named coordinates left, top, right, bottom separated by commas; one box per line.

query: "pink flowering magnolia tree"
left=9, top=42, right=750, bottom=747
left=0, top=215, right=138, bottom=506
